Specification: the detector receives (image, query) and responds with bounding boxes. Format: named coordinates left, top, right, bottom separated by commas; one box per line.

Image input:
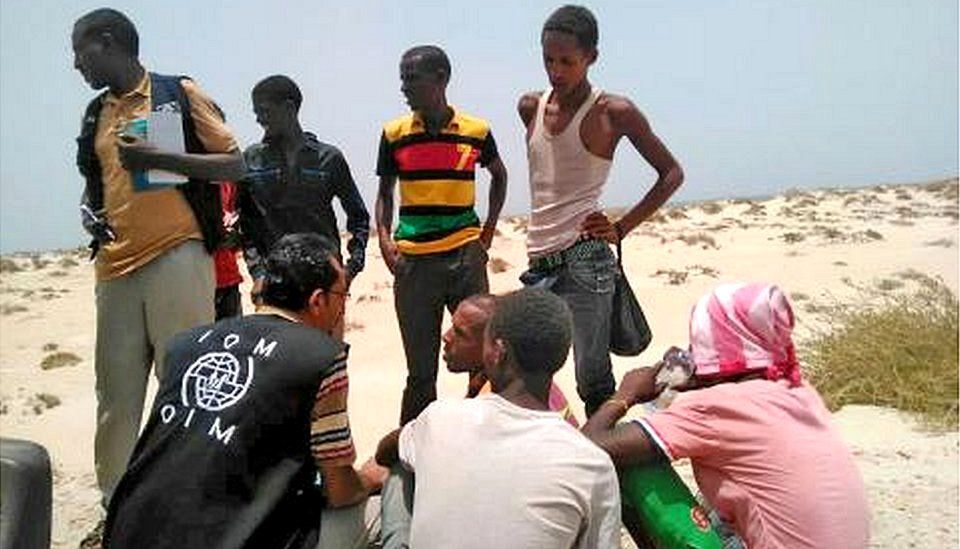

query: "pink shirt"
left=640, top=380, right=869, bottom=549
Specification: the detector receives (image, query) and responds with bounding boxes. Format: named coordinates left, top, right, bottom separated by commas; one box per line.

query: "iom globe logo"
left=180, top=352, right=254, bottom=412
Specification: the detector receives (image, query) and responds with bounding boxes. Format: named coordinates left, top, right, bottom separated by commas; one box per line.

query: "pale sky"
left=0, top=0, right=956, bottom=252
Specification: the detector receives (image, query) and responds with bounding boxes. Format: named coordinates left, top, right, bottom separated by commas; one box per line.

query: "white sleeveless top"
left=526, top=87, right=612, bottom=257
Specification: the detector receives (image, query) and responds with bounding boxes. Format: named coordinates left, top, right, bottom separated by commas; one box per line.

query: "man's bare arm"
left=480, top=157, right=508, bottom=249
left=376, top=175, right=400, bottom=274
left=607, top=96, right=684, bottom=236
left=118, top=139, right=245, bottom=181
left=582, top=366, right=666, bottom=467
left=319, top=463, right=372, bottom=508
left=374, top=429, right=402, bottom=467
left=517, top=92, right=541, bottom=137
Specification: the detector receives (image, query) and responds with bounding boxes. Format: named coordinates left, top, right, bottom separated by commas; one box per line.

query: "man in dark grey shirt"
left=239, top=75, right=369, bottom=297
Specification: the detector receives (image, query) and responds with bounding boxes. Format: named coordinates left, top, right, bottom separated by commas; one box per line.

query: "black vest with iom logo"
left=75, top=73, right=222, bottom=256
left=104, top=315, right=344, bottom=549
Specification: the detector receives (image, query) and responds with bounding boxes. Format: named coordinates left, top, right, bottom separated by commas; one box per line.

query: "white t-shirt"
left=399, top=394, right=621, bottom=549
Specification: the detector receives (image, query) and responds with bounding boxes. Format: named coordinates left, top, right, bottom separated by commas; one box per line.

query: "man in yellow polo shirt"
left=71, top=8, right=244, bottom=517
left=376, top=45, right=508, bottom=425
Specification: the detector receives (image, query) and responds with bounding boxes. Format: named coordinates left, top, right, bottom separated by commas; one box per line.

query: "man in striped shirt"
left=376, top=45, right=508, bottom=425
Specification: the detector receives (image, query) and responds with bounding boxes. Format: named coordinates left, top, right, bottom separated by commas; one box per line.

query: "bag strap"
left=615, top=236, right=624, bottom=269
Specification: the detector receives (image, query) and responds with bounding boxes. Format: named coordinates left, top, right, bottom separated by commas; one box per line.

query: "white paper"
left=147, top=110, right=188, bottom=185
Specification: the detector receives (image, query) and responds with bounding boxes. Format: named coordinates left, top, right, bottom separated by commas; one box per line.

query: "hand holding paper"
left=117, top=133, right=163, bottom=172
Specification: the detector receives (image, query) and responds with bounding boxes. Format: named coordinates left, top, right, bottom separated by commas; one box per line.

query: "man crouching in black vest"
left=103, top=233, right=378, bottom=549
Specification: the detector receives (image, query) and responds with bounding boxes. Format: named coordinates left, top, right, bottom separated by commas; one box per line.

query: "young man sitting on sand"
left=444, top=294, right=578, bottom=425
left=376, top=289, right=621, bottom=548
left=583, top=283, right=870, bottom=548
left=376, top=293, right=580, bottom=548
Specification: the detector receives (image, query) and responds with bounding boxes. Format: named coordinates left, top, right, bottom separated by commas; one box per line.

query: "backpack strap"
left=149, top=73, right=223, bottom=253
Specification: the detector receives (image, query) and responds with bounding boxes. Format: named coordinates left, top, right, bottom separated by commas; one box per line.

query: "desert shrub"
left=800, top=276, right=958, bottom=429
left=488, top=257, right=511, bottom=274
left=677, top=233, right=718, bottom=249
left=781, top=232, right=805, bottom=244
left=40, top=351, right=82, bottom=370
left=700, top=202, right=724, bottom=215
left=0, top=258, right=22, bottom=273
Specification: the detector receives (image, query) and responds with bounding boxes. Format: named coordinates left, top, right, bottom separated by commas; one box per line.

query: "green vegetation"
left=801, top=275, right=958, bottom=429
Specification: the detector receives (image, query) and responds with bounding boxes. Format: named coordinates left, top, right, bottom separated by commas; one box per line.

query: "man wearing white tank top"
left=518, top=5, right=684, bottom=416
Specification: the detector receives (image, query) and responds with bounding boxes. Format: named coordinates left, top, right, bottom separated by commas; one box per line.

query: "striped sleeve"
left=478, top=130, right=499, bottom=166
left=310, top=351, right=356, bottom=467
left=376, top=131, right=398, bottom=176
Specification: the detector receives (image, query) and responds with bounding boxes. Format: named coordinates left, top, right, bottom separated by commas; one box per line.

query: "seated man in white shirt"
left=375, top=288, right=621, bottom=548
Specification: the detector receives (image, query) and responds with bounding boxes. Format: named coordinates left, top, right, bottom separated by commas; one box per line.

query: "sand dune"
left=1, top=178, right=957, bottom=548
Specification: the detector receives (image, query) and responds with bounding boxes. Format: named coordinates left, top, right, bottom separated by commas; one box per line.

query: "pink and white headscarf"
left=688, top=283, right=801, bottom=386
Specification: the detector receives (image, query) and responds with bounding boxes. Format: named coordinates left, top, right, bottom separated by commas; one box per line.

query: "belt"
left=528, top=238, right=608, bottom=271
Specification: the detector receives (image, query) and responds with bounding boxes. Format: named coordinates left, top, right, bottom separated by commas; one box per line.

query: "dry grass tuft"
left=29, top=255, right=50, bottom=270
left=0, top=304, right=28, bottom=315
left=0, top=258, right=22, bottom=273
left=700, top=202, right=724, bottom=215
left=511, top=217, right=529, bottom=234
left=781, top=232, right=806, bottom=244
left=27, top=393, right=61, bottom=414
left=40, top=351, right=82, bottom=370
left=800, top=276, right=958, bottom=429
left=859, top=229, right=884, bottom=241
left=676, top=233, right=718, bottom=249
left=875, top=278, right=904, bottom=292
left=652, top=269, right=688, bottom=285
left=344, top=318, right=365, bottom=332
left=666, top=208, right=688, bottom=220
left=488, top=257, right=511, bottom=274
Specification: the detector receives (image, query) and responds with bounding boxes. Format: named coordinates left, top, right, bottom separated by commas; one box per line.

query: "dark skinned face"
left=540, top=30, right=596, bottom=97
left=399, top=54, right=445, bottom=112
left=72, top=24, right=112, bottom=90
left=442, top=303, right=488, bottom=373
left=252, top=96, right=297, bottom=141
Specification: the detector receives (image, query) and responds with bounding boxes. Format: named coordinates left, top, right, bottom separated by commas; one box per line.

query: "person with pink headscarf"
left=583, top=283, right=870, bottom=549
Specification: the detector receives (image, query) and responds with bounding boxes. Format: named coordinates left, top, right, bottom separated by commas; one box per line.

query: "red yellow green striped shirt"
left=377, top=108, right=499, bottom=255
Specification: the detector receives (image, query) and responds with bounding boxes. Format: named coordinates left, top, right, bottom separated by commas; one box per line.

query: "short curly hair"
left=542, top=5, right=599, bottom=51
left=488, top=288, right=572, bottom=376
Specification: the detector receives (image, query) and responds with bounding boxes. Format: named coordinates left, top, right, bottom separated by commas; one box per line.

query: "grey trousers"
left=378, top=466, right=415, bottom=549
left=317, top=500, right=371, bottom=549
left=394, top=241, right=488, bottom=424
left=94, top=240, right=214, bottom=504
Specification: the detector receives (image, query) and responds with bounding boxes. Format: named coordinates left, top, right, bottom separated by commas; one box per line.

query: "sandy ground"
left=1, top=179, right=957, bottom=548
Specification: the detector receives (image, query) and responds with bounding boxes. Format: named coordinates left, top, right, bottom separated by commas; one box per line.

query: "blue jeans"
left=522, top=241, right=617, bottom=416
